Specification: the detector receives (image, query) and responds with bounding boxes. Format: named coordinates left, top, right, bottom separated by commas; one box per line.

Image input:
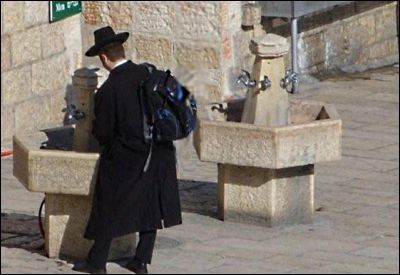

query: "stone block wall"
left=1, top=1, right=83, bottom=150
left=264, top=1, right=399, bottom=76
left=81, top=1, right=254, bottom=104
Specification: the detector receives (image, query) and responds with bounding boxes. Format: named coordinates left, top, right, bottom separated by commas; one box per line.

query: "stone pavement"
left=1, top=66, right=399, bottom=274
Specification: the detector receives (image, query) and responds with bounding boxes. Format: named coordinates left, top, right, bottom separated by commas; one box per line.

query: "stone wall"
left=1, top=1, right=83, bottom=150
left=263, top=1, right=399, bottom=76
left=81, top=1, right=254, bottom=104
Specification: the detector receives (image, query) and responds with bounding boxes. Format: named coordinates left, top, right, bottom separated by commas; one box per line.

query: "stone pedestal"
left=72, top=68, right=99, bottom=153
left=241, top=33, right=290, bottom=127
left=213, top=33, right=318, bottom=226
left=218, top=164, right=314, bottom=226
left=45, top=194, right=135, bottom=260
left=194, top=53, right=342, bottom=227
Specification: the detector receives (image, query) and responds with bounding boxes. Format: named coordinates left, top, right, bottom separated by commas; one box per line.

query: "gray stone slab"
left=317, top=263, right=397, bottom=274
left=341, top=136, right=397, bottom=151
left=365, top=92, right=399, bottom=103
left=317, top=189, right=398, bottom=208
left=343, top=148, right=399, bottom=161
left=361, top=236, right=400, bottom=249
left=156, top=250, right=224, bottom=273
left=388, top=168, right=399, bottom=176
left=339, top=111, right=399, bottom=127
left=344, top=185, right=399, bottom=198
left=313, top=172, right=354, bottom=184
left=359, top=124, right=400, bottom=135
left=343, top=128, right=398, bottom=143
left=261, top=235, right=362, bottom=255
left=305, top=249, right=399, bottom=270
left=321, top=156, right=399, bottom=173
left=374, top=143, right=399, bottom=157
left=265, top=254, right=334, bottom=271
left=0, top=247, right=76, bottom=274
left=292, top=263, right=396, bottom=274
left=342, top=120, right=370, bottom=130
left=316, top=166, right=399, bottom=183
left=335, top=101, right=399, bottom=116
left=208, top=257, right=296, bottom=274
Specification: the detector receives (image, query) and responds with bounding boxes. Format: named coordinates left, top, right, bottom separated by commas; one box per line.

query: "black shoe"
left=126, top=258, right=148, bottom=274
left=72, top=261, right=107, bottom=274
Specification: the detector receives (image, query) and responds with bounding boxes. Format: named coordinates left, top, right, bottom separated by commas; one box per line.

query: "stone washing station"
left=13, top=68, right=135, bottom=260
left=193, top=33, right=342, bottom=227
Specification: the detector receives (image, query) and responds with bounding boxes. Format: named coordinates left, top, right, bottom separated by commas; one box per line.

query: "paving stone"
left=343, top=128, right=399, bottom=143
left=343, top=148, right=399, bottom=161
left=316, top=262, right=396, bottom=274
left=316, top=166, right=399, bottom=183
left=305, top=249, right=399, bottom=270
left=321, top=155, right=399, bottom=172
left=359, top=124, right=400, bottom=135
left=342, top=136, right=397, bottom=151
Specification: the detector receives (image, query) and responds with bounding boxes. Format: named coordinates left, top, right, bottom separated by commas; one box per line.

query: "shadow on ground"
left=1, top=212, right=45, bottom=255
left=1, top=180, right=216, bottom=251
left=178, top=180, right=217, bottom=219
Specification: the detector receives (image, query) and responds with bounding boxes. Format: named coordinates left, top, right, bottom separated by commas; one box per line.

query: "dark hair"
left=99, top=42, right=125, bottom=61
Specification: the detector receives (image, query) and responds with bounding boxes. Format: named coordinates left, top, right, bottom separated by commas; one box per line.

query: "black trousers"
left=87, top=230, right=157, bottom=269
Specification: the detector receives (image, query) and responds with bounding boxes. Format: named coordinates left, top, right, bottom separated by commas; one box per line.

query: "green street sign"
left=49, top=1, right=82, bottom=23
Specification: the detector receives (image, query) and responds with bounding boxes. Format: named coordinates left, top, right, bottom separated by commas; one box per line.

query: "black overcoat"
left=84, top=61, right=182, bottom=240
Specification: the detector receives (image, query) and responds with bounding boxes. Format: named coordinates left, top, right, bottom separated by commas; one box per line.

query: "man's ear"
left=99, top=53, right=107, bottom=62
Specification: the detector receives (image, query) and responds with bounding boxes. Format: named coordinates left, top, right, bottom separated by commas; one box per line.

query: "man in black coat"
left=73, top=26, right=182, bottom=274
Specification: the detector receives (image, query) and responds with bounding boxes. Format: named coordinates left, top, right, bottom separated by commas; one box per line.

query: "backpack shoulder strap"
left=138, top=63, right=157, bottom=173
left=140, top=62, right=157, bottom=77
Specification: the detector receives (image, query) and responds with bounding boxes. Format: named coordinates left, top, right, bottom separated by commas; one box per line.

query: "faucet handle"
left=260, top=75, right=271, bottom=91
left=236, top=70, right=250, bottom=84
left=281, top=70, right=298, bottom=92
left=236, top=70, right=256, bottom=88
left=62, top=104, right=85, bottom=122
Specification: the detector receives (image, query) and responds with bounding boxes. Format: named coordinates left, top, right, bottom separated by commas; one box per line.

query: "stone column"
left=241, top=34, right=290, bottom=127
left=72, top=68, right=99, bottom=153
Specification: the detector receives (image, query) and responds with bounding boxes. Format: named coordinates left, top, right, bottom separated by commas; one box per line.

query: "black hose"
left=38, top=198, right=45, bottom=239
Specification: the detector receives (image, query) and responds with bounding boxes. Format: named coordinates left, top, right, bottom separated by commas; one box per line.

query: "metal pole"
left=291, top=17, right=299, bottom=94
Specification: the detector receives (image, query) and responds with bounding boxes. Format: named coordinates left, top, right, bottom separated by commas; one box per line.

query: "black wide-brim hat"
left=85, top=26, right=129, bottom=57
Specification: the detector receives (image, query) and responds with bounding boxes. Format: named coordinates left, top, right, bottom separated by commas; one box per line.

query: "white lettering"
left=56, top=3, right=65, bottom=12
left=65, top=1, right=79, bottom=8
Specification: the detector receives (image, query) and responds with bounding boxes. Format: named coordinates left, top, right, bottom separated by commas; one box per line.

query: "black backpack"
left=138, top=63, right=197, bottom=172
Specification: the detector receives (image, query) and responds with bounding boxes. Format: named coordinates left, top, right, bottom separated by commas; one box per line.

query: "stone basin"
left=193, top=98, right=342, bottom=226
left=13, top=130, right=99, bottom=195
left=194, top=98, right=342, bottom=169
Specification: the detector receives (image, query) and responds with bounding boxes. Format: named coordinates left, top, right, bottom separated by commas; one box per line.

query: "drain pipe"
left=291, top=17, right=299, bottom=94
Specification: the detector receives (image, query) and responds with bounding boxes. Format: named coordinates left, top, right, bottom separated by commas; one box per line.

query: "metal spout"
left=236, top=70, right=257, bottom=88
left=62, top=104, right=86, bottom=125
